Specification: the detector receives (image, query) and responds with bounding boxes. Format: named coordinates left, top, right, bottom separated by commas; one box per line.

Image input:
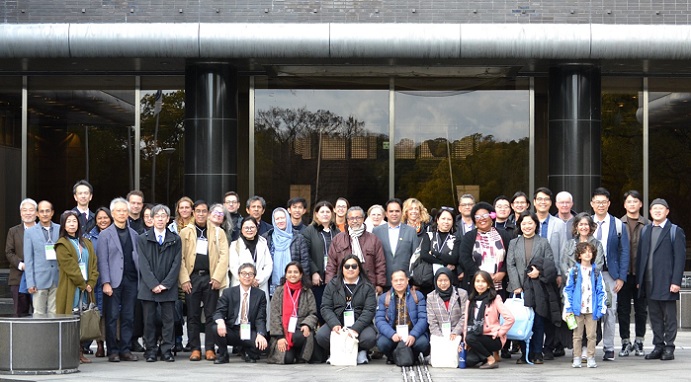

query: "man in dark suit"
left=71, top=179, right=95, bottom=235
left=637, top=198, right=686, bottom=361
left=212, top=262, right=268, bottom=364
left=5, top=198, right=37, bottom=317
left=97, top=197, right=141, bottom=362
left=374, top=198, right=418, bottom=290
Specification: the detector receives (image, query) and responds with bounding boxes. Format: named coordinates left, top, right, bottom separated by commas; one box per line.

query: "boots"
left=95, top=340, right=105, bottom=357
left=79, top=346, right=92, bottom=364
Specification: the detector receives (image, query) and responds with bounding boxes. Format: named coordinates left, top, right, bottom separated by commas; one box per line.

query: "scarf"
left=434, top=268, right=454, bottom=302
left=282, top=281, right=302, bottom=350
left=347, top=224, right=366, bottom=263
left=241, top=236, right=258, bottom=261
left=474, top=228, right=506, bottom=290
left=469, top=290, right=490, bottom=327
left=272, top=208, right=293, bottom=286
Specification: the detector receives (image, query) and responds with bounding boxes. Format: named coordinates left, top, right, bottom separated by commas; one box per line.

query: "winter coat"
left=267, top=285, right=318, bottom=364
left=522, top=255, right=562, bottom=326
left=463, top=295, right=514, bottom=346
left=302, top=222, right=338, bottom=280
left=426, top=287, right=468, bottom=337
left=375, top=287, right=428, bottom=340
left=55, top=237, right=99, bottom=315
left=264, top=228, right=311, bottom=277
left=321, top=276, right=377, bottom=335
left=563, top=264, right=607, bottom=320
left=137, top=229, right=182, bottom=302
left=178, top=223, right=228, bottom=288
left=325, top=231, right=386, bottom=288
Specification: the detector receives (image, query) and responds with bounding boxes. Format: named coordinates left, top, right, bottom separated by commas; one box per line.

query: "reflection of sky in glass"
left=256, top=89, right=389, bottom=135
left=396, top=91, right=529, bottom=143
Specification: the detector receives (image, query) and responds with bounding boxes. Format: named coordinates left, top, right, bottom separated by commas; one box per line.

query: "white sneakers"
left=572, top=357, right=582, bottom=368
left=357, top=350, right=369, bottom=364
left=587, top=357, right=598, bottom=368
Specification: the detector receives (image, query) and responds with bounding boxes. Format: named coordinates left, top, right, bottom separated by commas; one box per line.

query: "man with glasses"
left=5, top=198, right=37, bottom=317
left=493, top=195, right=517, bottom=239
left=223, top=191, right=242, bottom=241
left=24, top=200, right=59, bottom=315
left=509, top=191, right=531, bottom=224
left=374, top=198, right=418, bottom=291
left=212, top=262, right=268, bottom=364
left=554, top=191, right=577, bottom=226
left=179, top=200, right=229, bottom=361
left=246, top=195, right=272, bottom=235
left=326, top=206, right=386, bottom=294
left=455, top=194, right=475, bottom=234
left=591, top=187, right=630, bottom=362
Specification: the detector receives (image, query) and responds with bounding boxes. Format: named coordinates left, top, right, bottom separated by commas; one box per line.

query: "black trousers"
left=617, top=275, right=647, bottom=340
left=648, top=298, right=677, bottom=350
left=215, top=324, right=261, bottom=359
left=11, top=285, right=32, bottom=317
left=186, top=272, right=219, bottom=351
left=142, top=300, right=175, bottom=356
left=282, top=330, right=307, bottom=364
left=466, top=332, right=502, bottom=359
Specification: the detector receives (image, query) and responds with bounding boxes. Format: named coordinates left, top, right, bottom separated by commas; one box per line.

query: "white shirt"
left=387, top=224, right=401, bottom=255
left=235, top=286, right=251, bottom=326
left=594, top=214, right=611, bottom=255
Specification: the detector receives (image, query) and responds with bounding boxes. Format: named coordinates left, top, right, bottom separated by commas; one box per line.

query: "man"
left=137, top=204, right=182, bottom=363
left=618, top=190, right=648, bottom=357
left=554, top=191, right=577, bottom=227
left=591, top=187, right=630, bottom=362
left=179, top=200, right=229, bottom=361
left=127, top=190, right=146, bottom=234
left=246, top=195, right=272, bottom=235
left=510, top=191, right=531, bottom=224
left=375, top=269, right=429, bottom=363
left=287, top=197, right=308, bottom=232
left=533, top=187, right=568, bottom=360
left=223, top=191, right=243, bottom=242
left=455, top=194, right=475, bottom=234
left=72, top=179, right=95, bottom=234
left=326, top=206, right=386, bottom=293
left=493, top=195, right=517, bottom=239
left=24, top=200, right=60, bottom=315
left=212, top=262, right=268, bottom=364
left=97, top=197, right=141, bottom=362
left=6, top=198, right=37, bottom=316
left=374, top=198, right=418, bottom=290
left=637, top=199, right=686, bottom=361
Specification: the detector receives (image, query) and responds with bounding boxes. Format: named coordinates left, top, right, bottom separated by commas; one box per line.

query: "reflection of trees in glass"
left=396, top=134, right=528, bottom=209
left=255, top=106, right=386, bottom=211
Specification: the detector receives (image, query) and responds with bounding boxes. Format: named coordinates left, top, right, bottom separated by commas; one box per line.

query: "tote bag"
left=329, top=329, right=359, bottom=366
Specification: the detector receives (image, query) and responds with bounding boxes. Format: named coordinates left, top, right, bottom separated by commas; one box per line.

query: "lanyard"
left=196, top=225, right=207, bottom=239
left=433, top=231, right=451, bottom=253
left=288, top=288, right=301, bottom=316
left=344, top=281, right=358, bottom=310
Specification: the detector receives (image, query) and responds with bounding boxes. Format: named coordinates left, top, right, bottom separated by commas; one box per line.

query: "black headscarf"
left=434, top=268, right=454, bottom=302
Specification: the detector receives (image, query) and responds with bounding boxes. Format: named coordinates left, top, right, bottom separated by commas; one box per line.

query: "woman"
left=560, top=212, right=605, bottom=276
left=507, top=211, right=561, bottom=364
left=302, top=201, right=339, bottom=323
left=509, top=191, right=531, bottom=224
left=168, top=196, right=194, bottom=234
left=316, top=255, right=377, bottom=365
left=54, top=210, right=99, bottom=364
left=455, top=202, right=511, bottom=294
left=364, top=204, right=385, bottom=233
left=264, top=207, right=310, bottom=296
left=417, top=207, right=459, bottom=296
left=83, top=207, right=112, bottom=357
left=463, top=271, right=514, bottom=369
left=142, top=203, right=154, bottom=230
left=402, top=198, right=431, bottom=240
left=229, top=216, right=273, bottom=320
left=334, top=197, right=350, bottom=233
left=267, top=262, right=318, bottom=364
left=427, top=268, right=468, bottom=344
left=209, top=203, right=233, bottom=243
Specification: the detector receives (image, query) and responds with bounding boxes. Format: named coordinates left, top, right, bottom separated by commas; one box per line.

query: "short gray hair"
left=347, top=206, right=365, bottom=218
left=20, top=198, right=38, bottom=210
left=151, top=204, right=170, bottom=217
left=246, top=195, right=266, bottom=209
left=555, top=191, right=573, bottom=203
left=110, top=197, right=129, bottom=211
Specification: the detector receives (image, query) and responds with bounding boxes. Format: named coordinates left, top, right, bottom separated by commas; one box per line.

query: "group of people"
left=4, top=180, right=686, bottom=371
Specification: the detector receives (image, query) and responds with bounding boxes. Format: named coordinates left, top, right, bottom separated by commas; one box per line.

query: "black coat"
left=636, top=222, right=687, bottom=301
left=302, top=222, right=338, bottom=280
left=320, top=276, right=377, bottom=335
left=136, top=229, right=182, bottom=302
left=454, top=228, right=512, bottom=292
left=522, top=255, right=562, bottom=326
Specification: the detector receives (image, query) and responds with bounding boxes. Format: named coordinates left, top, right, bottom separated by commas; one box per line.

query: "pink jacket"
left=463, top=295, right=515, bottom=346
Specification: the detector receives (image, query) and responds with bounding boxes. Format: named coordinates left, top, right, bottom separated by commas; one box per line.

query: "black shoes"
left=146, top=354, right=157, bottom=362
left=645, top=348, right=663, bottom=360
left=542, top=351, right=554, bottom=360
left=108, top=354, right=120, bottom=362
left=163, top=352, right=176, bottom=362
left=661, top=349, right=675, bottom=361
left=214, top=355, right=230, bottom=364
left=131, top=340, right=146, bottom=353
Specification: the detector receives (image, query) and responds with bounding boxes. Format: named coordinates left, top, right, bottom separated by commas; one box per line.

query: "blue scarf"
left=272, top=208, right=293, bottom=286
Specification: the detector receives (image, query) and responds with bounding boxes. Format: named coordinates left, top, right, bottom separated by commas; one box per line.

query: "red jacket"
left=325, top=231, right=386, bottom=288
left=463, top=295, right=515, bottom=346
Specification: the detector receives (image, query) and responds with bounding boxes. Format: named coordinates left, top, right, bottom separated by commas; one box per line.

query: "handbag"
left=79, top=290, right=102, bottom=341
left=500, top=293, right=534, bottom=364
left=429, top=335, right=461, bottom=368
left=329, top=329, right=359, bottom=366
left=393, top=341, right=415, bottom=367
left=409, top=234, right=434, bottom=289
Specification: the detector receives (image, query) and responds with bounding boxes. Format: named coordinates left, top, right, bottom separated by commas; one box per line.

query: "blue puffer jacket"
left=375, top=287, right=428, bottom=340
left=563, top=264, right=607, bottom=320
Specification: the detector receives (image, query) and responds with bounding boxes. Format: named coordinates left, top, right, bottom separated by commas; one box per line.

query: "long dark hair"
left=337, top=254, right=367, bottom=283
left=279, top=261, right=312, bottom=288
left=468, top=270, right=497, bottom=301
left=93, top=207, right=113, bottom=232
left=59, top=210, right=85, bottom=246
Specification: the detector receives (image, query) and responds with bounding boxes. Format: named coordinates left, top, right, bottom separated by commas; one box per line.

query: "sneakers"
left=634, top=340, right=646, bottom=356
left=602, top=350, right=615, bottom=361
left=619, top=339, right=632, bottom=357
left=357, top=350, right=369, bottom=364
left=572, top=357, right=581, bottom=368
left=587, top=357, right=598, bottom=368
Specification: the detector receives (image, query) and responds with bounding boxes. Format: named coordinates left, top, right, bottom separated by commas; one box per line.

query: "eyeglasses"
left=592, top=200, right=609, bottom=206
left=343, top=263, right=359, bottom=270
left=459, top=203, right=474, bottom=208
left=440, top=206, right=455, bottom=212
left=512, top=201, right=527, bottom=205
left=535, top=197, right=551, bottom=203
left=335, top=205, right=347, bottom=209
left=474, top=213, right=491, bottom=220
left=239, top=271, right=255, bottom=278
left=194, top=209, right=208, bottom=214
left=225, top=200, right=238, bottom=205
left=347, top=216, right=363, bottom=222
left=211, top=211, right=225, bottom=217
left=243, top=226, right=256, bottom=231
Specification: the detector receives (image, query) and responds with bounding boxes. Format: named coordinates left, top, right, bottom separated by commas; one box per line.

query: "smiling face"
left=346, top=209, right=365, bottom=230
left=386, top=202, right=402, bottom=226
left=274, top=210, right=288, bottom=231
left=474, top=273, right=490, bottom=294
left=533, top=192, right=552, bottom=215
left=494, top=199, right=511, bottom=221
left=335, top=200, right=348, bottom=218
left=391, top=271, right=409, bottom=294
left=194, top=204, right=209, bottom=226
left=285, top=264, right=302, bottom=284
left=511, top=196, right=528, bottom=214
left=436, top=273, right=451, bottom=291
left=590, top=195, right=610, bottom=219
left=437, top=210, right=454, bottom=233
left=520, top=216, right=537, bottom=237
left=288, top=203, right=306, bottom=223
left=209, top=207, right=225, bottom=227
left=474, top=208, right=492, bottom=232
left=577, top=218, right=592, bottom=238
left=241, top=220, right=258, bottom=240
left=407, top=203, right=420, bottom=222
left=178, top=201, right=193, bottom=220
left=143, top=207, right=154, bottom=228
left=368, top=207, right=384, bottom=226
left=556, top=194, right=573, bottom=215
left=650, top=204, right=669, bottom=224
left=342, top=258, right=360, bottom=281
left=20, top=202, right=37, bottom=225
left=95, top=210, right=112, bottom=231
left=316, top=206, right=333, bottom=226
left=73, top=185, right=92, bottom=208
left=579, top=248, right=594, bottom=265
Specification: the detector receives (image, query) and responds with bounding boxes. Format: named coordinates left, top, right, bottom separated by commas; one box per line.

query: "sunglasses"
left=343, top=263, right=359, bottom=270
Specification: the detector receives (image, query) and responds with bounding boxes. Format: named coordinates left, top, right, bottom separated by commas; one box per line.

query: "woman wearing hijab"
left=268, top=261, right=318, bottom=364
left=263, top=207, right=310, bottom=296
left=426, top=268, right=468, bottom=343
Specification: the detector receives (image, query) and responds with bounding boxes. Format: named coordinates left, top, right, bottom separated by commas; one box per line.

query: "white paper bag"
left=430, top=335, right=461, bottom=368
left=329, top=330, right=359, bottom=366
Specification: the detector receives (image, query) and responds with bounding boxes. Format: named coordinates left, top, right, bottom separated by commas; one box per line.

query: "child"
left=562, top=242, right=607, bottom=368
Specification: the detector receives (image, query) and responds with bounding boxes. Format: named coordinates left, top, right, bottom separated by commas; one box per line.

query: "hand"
left=85, top=284, right=92, bottom=293
left=405, top=336, right=416, bottom=347
left=18, top=262, right=25, bottom=271
left=527, top=266, right=540, bottom=279
left=152, top=286, right=161, bottom=294
left=671, top=284, right=681, bottom=293
left=449, top=333, right=457, bottom=341
left=277, top=338, right=288, bottom=352
left=102, top=283, right=113, bottom=296
left=217, top=323, right=227, bottom=337
left=347, top=329, right=359, bottom=338
left=210, top=279, right=221, bottom=290
left=492, top=272, right=505, bottom=283
left=256, top=334, right=267, bottom=351
left=446, top=264, right=456, bottom=271
left=300, top=325, right=311, bottom=337
left=392, top=333, right=402, bottom=342
left=614, top=279, right=624, bottom=293
left=182, top=281, right=192, bottom=294
left=514, top=288, right=523, bottom=295
left=458, top=272, right=464, bottom=281
left=332, top=325, right=342, bottom=333
left=556, top=276, right=563, bottom=287
left=252, top=280, right=259, bottom=288
left=376, top=286, right=383, bottom=295
left=28, top=286, right=37, bottom=294
left=312, top=273, right=322, bottom=286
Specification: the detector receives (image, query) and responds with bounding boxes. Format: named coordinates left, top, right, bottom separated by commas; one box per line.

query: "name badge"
left=79, top=263, right=87, bottom=280
left=442, top=322, right=452, bottom=338
left=196, top=238, right=208, bottom=255
left=396, top=324, right=409, bottom=342
left=343, top=310, right=355, bottom=328
left=288, top=316, right=298, bottom=333
left=324, top=256, right=328, bottom=271
left=240, top=323, right=251, bottom=340
left=45, top=244, right=56, bottom=260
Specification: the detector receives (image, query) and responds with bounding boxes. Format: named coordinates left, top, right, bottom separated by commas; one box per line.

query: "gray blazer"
left=507, top=235, right=554, bottom=292
left=23, top=223, right=60, bottom=290
left=97, top=224, right=140, bottom=289
left=542, top=215, right=568, bottom=275
left=373, top=223, right=417, bottom=286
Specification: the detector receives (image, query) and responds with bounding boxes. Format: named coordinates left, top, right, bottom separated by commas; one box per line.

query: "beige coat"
left=178, top=223, right=229, bottom=288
